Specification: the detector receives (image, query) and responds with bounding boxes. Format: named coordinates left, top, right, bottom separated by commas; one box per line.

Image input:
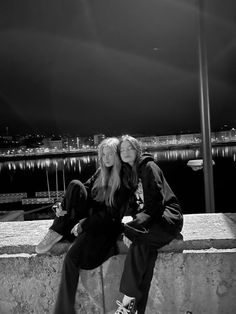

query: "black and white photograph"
left=0, top=1, right=235, bottom=313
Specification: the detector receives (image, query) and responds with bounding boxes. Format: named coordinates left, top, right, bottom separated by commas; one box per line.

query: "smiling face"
left=120, top=140, right=137, bottom=166
left=102, top=146, right=115, bottom=168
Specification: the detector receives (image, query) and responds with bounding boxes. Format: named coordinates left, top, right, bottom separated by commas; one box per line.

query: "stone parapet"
left=0, top=213, right=236, bottom=313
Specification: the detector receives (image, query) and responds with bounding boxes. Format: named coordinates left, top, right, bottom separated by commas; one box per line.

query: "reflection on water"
left=0, top=145, right=236, bottom=173
left=154, top=146, right=236, bottom=161
left=0, top=145, right=235, bottom=214
left=213, top=146, right=236, bottom=161
left=154, top=149, right=201, bottom=161
left=0, top=155, right=98, bottom=173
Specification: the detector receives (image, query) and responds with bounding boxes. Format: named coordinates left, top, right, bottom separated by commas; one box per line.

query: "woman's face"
left=102, top=146, right=115, bottom=168
left=120, top=140, right=137, bottom=166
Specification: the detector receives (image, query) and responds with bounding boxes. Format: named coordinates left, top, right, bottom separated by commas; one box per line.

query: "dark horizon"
left=0, top=123, right=234, bottom=140
left=0, top=0, right=235, bottom=137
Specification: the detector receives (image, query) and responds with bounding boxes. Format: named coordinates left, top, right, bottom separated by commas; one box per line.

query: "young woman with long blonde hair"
left=36, top=137, right=132, bottom=314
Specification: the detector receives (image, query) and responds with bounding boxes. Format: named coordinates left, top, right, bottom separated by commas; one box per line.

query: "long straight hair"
left=92, top=137, right=121, bottom=206
left=119, top=135, right=142, bottom=190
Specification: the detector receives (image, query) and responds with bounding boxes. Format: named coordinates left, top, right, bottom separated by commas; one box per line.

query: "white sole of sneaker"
left=35, top=234, right=63, bottom=254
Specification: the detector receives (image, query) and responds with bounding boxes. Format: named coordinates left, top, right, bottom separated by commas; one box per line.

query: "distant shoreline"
left=0, top=141, right=236, bottom=162
left=0, top=149, right=97, bottom=162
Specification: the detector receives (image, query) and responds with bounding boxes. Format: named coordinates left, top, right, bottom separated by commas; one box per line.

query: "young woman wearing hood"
left=115, top=135, right=183, bottom=314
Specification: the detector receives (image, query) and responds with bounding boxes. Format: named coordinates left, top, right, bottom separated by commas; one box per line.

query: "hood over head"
left=137, top=153, right=155, bottom=168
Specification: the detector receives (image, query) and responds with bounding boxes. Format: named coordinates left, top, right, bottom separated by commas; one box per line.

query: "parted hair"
left=119, top=135, right=142, bottom=190
left=92, top=137, right=121, bottom=206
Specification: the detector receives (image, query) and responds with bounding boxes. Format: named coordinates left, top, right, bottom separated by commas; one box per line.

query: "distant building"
left=42, top=137, right=63, bottom=150
left=213, top=130, right=236, bottom=142
left=137, top=133, right=201, bottom=146
left=50, top=138, right=62, bottom=150
left=137, top=136, right=158, bottom=144
left=62, top=137, right=80, bottom=150
left=79, top=136, right=94, bottom=148
left=94, top=134, right=105, bottom=146
left=179, top=133, right=201, bottom=143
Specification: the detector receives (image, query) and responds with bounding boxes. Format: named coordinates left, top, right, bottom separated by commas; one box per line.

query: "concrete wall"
left=0, top=213, right=236, bottom=314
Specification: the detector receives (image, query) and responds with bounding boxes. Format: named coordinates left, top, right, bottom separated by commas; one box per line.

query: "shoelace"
left=115, top=301, right=130, bottom=314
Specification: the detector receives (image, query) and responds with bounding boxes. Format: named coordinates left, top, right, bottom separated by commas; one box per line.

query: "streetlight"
left=197, top=0, right=215, bottom=212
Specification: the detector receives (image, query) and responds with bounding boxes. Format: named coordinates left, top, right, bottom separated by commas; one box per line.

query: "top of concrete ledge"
left=0, top=213, right=236, bottom=254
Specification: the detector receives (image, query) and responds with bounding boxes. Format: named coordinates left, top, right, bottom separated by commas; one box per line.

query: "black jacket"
left=128, top=153, right=183, bottom=234
left=73, top=168, right=131, bottom=269
left=81, top=168, right=130, bottom=235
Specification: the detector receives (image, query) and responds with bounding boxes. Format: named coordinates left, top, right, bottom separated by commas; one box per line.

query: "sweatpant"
left=53, top=232, right=90, bottom=314
left=53, top=244, right=80, bottom=314
left=120, top=222, right=180, bottom=314
left=50, top=179, right=88, bottom=242
left=51, top=180, right=88, bottom=314
left=52, top=179, right=120, bottom=313
left=53, top=222, right=119, bottom=314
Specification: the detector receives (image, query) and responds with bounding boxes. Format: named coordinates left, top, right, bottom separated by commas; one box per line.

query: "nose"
left=104, top=156, right=110, bottom=162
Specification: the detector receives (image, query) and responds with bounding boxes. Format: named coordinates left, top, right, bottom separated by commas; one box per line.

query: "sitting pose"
left=36, top=137, right=132, bottom=314
left=115, top=135, right=183, bottom=314
left=35, top=178, right=89, bottom=254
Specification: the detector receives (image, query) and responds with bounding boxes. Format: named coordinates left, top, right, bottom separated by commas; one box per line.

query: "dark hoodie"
left=80, top=168, right=131, bottom=235
left=130, top=153, right=183, bottom=233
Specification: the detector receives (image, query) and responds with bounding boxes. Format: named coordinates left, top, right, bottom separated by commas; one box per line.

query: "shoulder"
left=139, top=160, right=164, bottom=184
left=139, top=160, right=162, bottom=174
left=85, top=168, right=101, bottom=185
left=94, top=167, right=101, bottom=174
left=92, top=167, right=101, bottom=178
left=96, top=167, right=102, bottom=175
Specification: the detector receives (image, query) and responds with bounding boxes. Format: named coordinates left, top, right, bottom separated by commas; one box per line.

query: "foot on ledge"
left=35, top=229, right=63, bottom=254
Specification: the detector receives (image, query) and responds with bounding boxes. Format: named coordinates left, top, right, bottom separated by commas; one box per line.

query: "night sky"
left=0, top=0, right=235, bottom=136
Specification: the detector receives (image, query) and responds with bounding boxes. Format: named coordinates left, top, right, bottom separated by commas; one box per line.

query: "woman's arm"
left=79, top=207, right=121, bottom=235
left=141, top=161, right=165, bottom=218
left=130, top=161, right=165, bottom=227
left=79, top=185, right=131, bottom=235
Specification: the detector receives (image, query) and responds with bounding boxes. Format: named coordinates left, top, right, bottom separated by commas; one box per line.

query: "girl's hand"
left=52, top=203, right=67, bottom=217
left=71, top=223, right=82, bottom=236
left=123, top=235, right=132, bottom=248
left=122, top=216, right=133, bottom=224
left=71, top=218, right=87, bottom=236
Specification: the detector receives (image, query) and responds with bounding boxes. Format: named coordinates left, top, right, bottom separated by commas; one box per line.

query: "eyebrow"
left=121, top=145, right=132, bottom=149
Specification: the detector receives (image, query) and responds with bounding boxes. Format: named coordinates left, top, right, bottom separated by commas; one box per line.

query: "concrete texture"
left=147, top=249, right=236, bottom=314
left=0, top=213, right=236, bottom=313
left=0, top=253, right=103, bottom=314
left=1, top=213, right=236, bottom=255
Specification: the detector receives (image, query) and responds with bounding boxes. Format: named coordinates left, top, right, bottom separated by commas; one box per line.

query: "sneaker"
left=115, top=299, right=137, bottom=314
left=35, top=229, right=63, bottom=254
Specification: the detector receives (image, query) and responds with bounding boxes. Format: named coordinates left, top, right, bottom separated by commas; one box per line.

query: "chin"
left=105, top=164, right=113, bottom=168
left=124, top=159, right=131, bottom=164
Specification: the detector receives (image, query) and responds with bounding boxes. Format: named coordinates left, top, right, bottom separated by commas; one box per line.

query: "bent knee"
left=69, top=179, right=83, bottom=187
left=67, top=180, right=87, bottom=194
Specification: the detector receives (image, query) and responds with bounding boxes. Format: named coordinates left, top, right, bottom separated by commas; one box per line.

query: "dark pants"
left=53, top=229, right=120, bottom=314
left=53, top=180, right=120, bottom=314
left=53, top=245, right=80, bottom=314
left=120, top=222, right=181, bottom=314
left=53, top=232, right=88, bottom=314
left=52, top=180, right=88, bottom=314
left=50, top=180, right=88, bottom=242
